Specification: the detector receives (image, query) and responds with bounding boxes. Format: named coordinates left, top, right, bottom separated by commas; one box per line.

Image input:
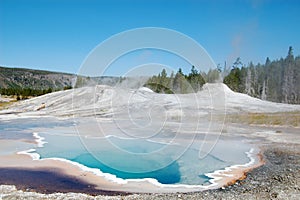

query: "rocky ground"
left=1, top=142, right=299, bottom=200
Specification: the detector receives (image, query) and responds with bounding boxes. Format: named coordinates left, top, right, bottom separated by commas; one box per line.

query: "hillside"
left=0, top=66, right=147, bottom=92
left=0, top=66, right=75, bottom=90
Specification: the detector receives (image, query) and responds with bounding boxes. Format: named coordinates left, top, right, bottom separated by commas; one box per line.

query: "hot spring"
left=3, top=117, right=258, bottom=186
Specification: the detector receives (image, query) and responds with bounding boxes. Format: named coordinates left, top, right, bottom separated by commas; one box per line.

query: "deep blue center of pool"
left=72, top=153, right=181, bottom=184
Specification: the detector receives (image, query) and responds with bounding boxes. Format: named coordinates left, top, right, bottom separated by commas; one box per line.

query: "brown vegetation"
left=225, top=111, right=300, bottom=127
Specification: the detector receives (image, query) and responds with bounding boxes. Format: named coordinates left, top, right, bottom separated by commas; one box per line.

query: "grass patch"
left=0, top=101, right=16, bottom=110
left=225, top=111, right=300, bottom=127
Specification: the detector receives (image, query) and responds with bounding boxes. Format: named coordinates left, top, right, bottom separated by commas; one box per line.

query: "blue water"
left=0, top=118, right=73, bottom=140
left=73, top=153, right=181, bottom=184
left=36, top=133, right=188, bottom=184
left=35, top=131, right=237, bottom=185
left=1, top=118, right=253, bottom=185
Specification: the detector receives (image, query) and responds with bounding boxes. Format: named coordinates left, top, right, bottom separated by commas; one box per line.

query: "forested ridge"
left=224, top=46, right=300, bottom=104
left=145, top=66, right=206, bottom=94
left=1, top=47, right=299, bottom=104
left=146, top=47, right=300, bottom=104
left=0, top=66, right=74, bottom=99
left=0, top=67, right=74, bottom=89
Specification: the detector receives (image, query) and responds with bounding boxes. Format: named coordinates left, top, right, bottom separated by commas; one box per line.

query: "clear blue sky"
left=0, top=0, right=299, bottom=76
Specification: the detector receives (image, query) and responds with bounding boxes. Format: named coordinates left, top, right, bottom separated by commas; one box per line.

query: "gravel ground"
left=1, top=142, right=299, bottom=200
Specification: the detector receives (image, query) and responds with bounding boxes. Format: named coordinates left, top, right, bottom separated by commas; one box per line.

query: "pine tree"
left=223, top=46, right=300, bottom=104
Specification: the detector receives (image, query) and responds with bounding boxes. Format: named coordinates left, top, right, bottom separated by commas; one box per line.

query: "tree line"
left=224, top=46, right=300, bottom=104
left=0, top=86, right=72, bottom=100
left=1, top=46, right=298, bottom=104
left=146, top=46, right=299, bottom=104
left=145, top=66, right=209, bottom=94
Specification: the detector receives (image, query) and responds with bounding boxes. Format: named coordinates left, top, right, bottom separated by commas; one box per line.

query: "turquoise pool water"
left=0, top=117, right=254, bottom=185
left=36, top=132, right=251, bottom=185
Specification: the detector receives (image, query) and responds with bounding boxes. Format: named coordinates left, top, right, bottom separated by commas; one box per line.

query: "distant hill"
left=0, top=66, right=149, bottom=90
left=0, top=66, right=74, bottom=90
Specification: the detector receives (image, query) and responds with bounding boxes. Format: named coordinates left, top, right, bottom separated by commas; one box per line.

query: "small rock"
left=271, top=192, right=278, bottom=198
